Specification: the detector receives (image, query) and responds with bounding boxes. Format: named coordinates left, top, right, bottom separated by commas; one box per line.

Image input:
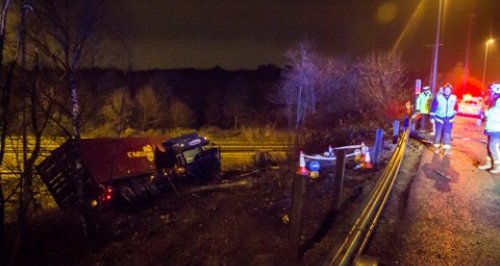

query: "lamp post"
left=481, top=38, right=495, bottom=96
left=430, top=0, right=443, bottom=95
left=462, top=14, right=476, bottom=97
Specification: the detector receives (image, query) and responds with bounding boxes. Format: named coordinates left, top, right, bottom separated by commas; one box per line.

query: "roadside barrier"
left=289, top=132, right=386, bottom=259
left=287, top=117, right=412, bottom=262
left=321, top=115, right=415, bottom=266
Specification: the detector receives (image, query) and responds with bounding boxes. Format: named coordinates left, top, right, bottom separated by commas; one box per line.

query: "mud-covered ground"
left=12, top=145, right=399, bottom=266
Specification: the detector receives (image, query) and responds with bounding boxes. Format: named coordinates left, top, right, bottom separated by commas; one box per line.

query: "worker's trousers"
left=419, top=113, right=429, bottom=131
left=487, top=135, right=500, bottom=163
left=433, top=116, right=454, bottom=148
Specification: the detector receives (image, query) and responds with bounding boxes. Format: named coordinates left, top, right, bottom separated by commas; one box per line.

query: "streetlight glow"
left=481, top=38, right=495, bottom=95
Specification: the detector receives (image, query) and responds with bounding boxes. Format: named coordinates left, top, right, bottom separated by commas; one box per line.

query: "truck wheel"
left=254, top=151, right=272, bottom=168
left=131, top=182, right=148, bottom=198
left=119, top=186, right=136, bottom=202
left=146, top=182, right=160, bottom=196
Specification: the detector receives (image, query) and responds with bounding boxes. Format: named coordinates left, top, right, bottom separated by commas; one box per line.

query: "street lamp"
left=481, top=38, right=495, bottom=96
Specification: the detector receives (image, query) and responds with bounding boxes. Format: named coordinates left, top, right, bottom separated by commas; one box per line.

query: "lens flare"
left=376, top=1, right=399, bottom=25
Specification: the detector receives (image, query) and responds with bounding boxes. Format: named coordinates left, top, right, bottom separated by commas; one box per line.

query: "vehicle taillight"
left=102, top=186, right=113, bottom=202
left=92, top=186, right=114, bottom=208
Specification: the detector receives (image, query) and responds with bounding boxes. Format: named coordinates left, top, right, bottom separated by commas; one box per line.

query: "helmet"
left=422, top=86, right=430, bottom=91
left=488, top=83, right=500, bottom=106
left=489, top=82, right=500, bottom=97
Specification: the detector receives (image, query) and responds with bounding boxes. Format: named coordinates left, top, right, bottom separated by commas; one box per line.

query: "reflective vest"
left=416, top=91, right=432, bottom=114
left=431, top=93, right=457, bottom=118
left=485, top=105, right=500, bottom=132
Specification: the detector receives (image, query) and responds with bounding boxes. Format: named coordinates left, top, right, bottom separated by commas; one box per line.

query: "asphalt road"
left=365, top=115, right=500, bottom=265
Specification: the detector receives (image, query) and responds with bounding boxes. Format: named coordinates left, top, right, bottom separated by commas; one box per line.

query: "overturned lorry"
left=37, top=133, right=221, bottom=209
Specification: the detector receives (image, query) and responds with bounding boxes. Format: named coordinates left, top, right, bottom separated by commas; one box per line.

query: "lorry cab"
left=156, top=133, right=221, bottom=183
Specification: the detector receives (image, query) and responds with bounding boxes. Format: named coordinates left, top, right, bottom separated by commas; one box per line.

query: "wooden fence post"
left=289, top=173, right=306, bottom=258
left=332, top=149, right=346, bottom=211
left=373, top=128, right=384, bottom=167
left=393, top=120, right=400, bottom=144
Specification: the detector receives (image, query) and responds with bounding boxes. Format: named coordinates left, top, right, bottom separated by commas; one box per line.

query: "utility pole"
left=462, top=14, right=476, bottom=97
left=430, top=0, right=443, bottom=95
left=481, top=38, right=495, bottom=96
left=426, top=43, right=443, bottom=88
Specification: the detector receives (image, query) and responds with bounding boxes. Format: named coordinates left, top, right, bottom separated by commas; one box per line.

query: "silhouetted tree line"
left=6, top=65, right=283, bottom=137
left=7, top=54, right=412, bottom=139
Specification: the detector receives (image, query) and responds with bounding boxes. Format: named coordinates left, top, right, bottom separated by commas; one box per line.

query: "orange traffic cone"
left=296, top=151, right=310, bottom=176
left=353, top=148, right=362, bottom=169
left=361, top=145, right=373, bottom=169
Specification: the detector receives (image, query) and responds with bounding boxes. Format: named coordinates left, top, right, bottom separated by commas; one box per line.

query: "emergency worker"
left=429, top=83, right=458, bottom=155
left=403, top=100, right=413, bottom=129
left=416, top=85, right=433, bottom=132
left=477, top=82, right=500, bottom=173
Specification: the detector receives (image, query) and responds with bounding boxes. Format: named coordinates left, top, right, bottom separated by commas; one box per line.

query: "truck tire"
left=254, top=151, right=272, bottom=168
left=131, top=181, right=148, bottom=198
left=146, top=182, right=160, bottom=196
left=119, top=186, right=136, bottom=202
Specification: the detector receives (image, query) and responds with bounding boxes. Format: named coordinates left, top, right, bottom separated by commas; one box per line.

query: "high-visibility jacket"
left=416, top=91, right=432, bottom=114
left=485, top=101, right=500, bottom=133
left=430, top=93, right=457, bottom=119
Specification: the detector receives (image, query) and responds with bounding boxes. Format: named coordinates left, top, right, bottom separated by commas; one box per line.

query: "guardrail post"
left=332, top=149, right=346, bottom=211
left=373, top=128, right=383, bottom=167
left=289, top=173, right=306, bottom=258
left=392, top=120, right=400, bottom=144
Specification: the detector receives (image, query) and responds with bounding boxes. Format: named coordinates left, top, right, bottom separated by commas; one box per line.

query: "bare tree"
left=0, top=1, right=16, bottom=263
left=224, top=77, right=252, bottom=129
left=358, top=51, right=407, bottom=122
left=97, top=87, right=133, bottom=136
left=168, top=99, right=195, bottom=128
left=268, top=42, right=320, bottom=147
left=28, top=0, right=106, bottom=140
left=15, top=0, right=34, bottom=254
left=315, top=58, right=359, bottom=115
left=10, top=54, right=51, bottom=265
left=27, top=0, right=109, bottom=237
left=271, top=42, right=319, bottom=130
left=135, top=85, right=163, bottom=131
left=204, top=87, right=224, bottom=127
left=3, top=1, right=67, bottom=261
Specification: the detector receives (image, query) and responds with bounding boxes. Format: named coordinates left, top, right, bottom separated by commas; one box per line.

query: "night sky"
left=114, top=0, right=499, bottom=84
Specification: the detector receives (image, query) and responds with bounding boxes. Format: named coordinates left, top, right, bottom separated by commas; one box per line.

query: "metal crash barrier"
left=321, top=122, right=411, bottom=266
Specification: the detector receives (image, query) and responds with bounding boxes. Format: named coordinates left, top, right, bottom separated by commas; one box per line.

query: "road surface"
left=366, top=115, right=500, bottom=265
